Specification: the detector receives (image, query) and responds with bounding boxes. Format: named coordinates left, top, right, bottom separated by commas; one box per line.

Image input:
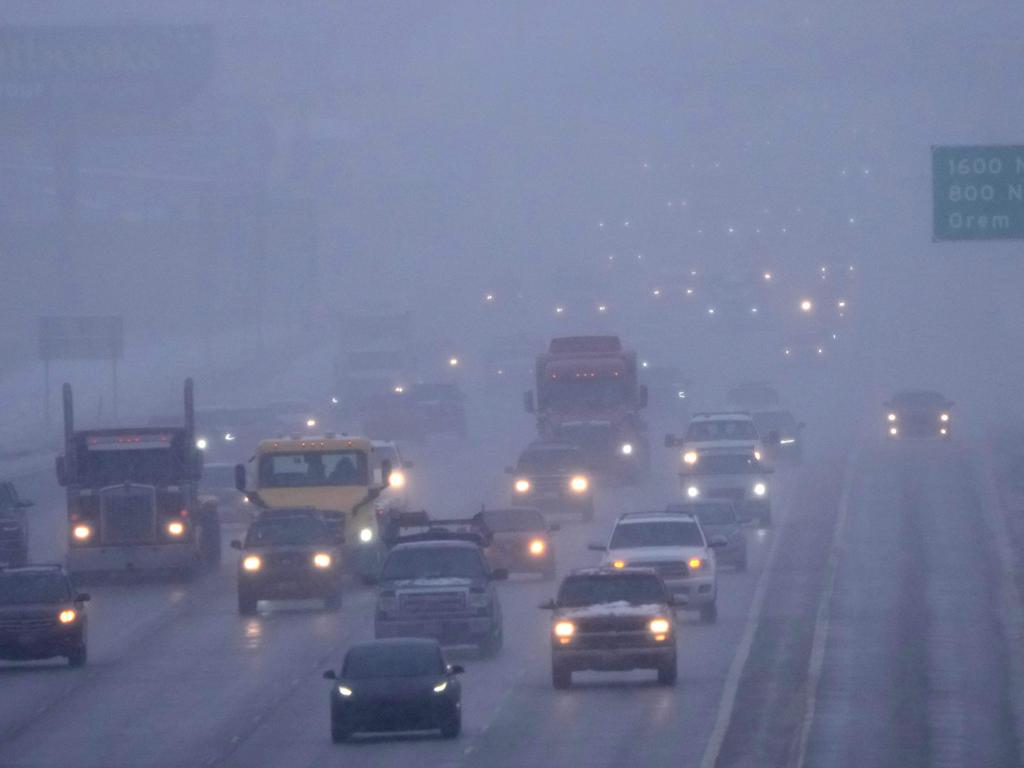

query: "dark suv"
left=0, top=481, right=33, bottom=567
left=541, top=568, right=677, bottom=688
left=508, top=442, right=595, bottom=521
left=231, top=509, right=343, bottom=615
left=0, top=565, right=89, bottom=667
left=374, top=539, right=506, bottom=656
left=885, top=390, right=953, bottom=439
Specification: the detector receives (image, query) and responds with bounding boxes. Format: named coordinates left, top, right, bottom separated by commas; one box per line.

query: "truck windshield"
left=686, top=420, right=758, bottom=441
left=610, top=521, right=704, bottom=548
left=0, top=573, right=70, bottom=605
left=245, top=517, right=331, bottom=546
left=75, top=446, right=183, bottom=486
left=381, top=547, right=486, bottom=580
left=557, top=575, right=666, bottom=607
left=258, top=451, right=368, bottom=488
left=343, top=643, right=443, bottom=679
left=542, top=378, right=627, bottom=408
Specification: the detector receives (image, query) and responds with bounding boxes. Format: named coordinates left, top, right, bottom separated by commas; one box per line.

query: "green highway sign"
left=933, top=145, right=1024, bottom=240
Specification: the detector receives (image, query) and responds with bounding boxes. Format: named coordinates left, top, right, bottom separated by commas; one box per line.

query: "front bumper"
left=67, top=542, right=198, bottom=573
left=239, top=569, right=340, bottom=600
left=553, top=645, right=675, bottom=671
left=333, top=696, right=458, bottom=732
left=0, top=627, right=84, bottom=660
left=375, top=615, right=496, bottom=645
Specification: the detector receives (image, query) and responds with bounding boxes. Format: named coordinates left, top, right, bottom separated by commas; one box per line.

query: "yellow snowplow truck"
left=234, top=435, right=391, bottom=581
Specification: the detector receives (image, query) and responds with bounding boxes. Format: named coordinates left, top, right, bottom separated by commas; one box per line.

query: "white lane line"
left=794, top=447, right=859, bottom=768
left=698, top=473, right=796, bottom=768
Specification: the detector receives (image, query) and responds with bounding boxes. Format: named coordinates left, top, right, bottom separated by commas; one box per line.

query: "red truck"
left=524, top=336, right=648, bottom=484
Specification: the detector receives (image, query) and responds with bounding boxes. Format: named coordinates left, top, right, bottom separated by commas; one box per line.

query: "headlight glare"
left=433, top=680, right=448, bottom=693
left=620, top=442, right=634, bottom=456
left=688, top=557, right=703, bottom=570
left=59, top=609, right=77, bottom=624
left=359, top=527, right=374, bottom=543
left=166, top=520, right=186, bottom=537
left=72, top=525, right=92, bottom=541
left=554, top=621, right=575, bottom=638
left=313, top=552, right=332, bottom=568
left=242, top=555, right=262, bottom=572
left=514, top=479, right=531, bottom=493
left=683, top=451, right=698, bottom=465
left=753, top=482, right=767, bottom=497
left=338, top=685, right=353, bottom=697
left=529, top=539, right=546, bottom=556
left=569, top=475, right=589, bottom=493
left=687, top=486, right=700, bottom=498
left=649, top=618, right=670, bottom=634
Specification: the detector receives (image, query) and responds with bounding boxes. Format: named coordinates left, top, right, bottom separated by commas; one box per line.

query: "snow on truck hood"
left=604, top=545, right=707, bottom=563
left=559, top=602, right=666, bottom=619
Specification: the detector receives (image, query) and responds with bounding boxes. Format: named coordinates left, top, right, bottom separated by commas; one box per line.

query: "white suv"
left=666, top=412, right=763, bottom=469
left=590, top=512, right=724, bottom=623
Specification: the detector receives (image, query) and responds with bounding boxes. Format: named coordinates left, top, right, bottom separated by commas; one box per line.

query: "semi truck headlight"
left=940, top=413, right=950, bottom=422
left=687, top=486, right=700, bottom=498
left=620, top=442, right=634, bottom=456
left=649, top=618, right=670, bottom=634
left=388, top=470, right=406, bottom=489
left=195, top=438, right=208, bottom=450
left=72, top=525, right=92, bottom=541
left=683, top=451, right=698, bottom=465
left=59, top=609, right=77, bottom=624
left=889, top=426, right=899, bottom=436
left=529, top=539, right=546, bottom=556
left=306, top=418, right=317, bottom=428
left=514, top=479, right=531, bottom=493
left=166, top=520, right=186, bottom=537
left=242, top=555, right=262, bottom=572
left=569, top=475, right=588, bottom=493
left=313, top=552, right=332, bottom=568
left=554, top=621, right=575, bottom=638
left=359, top=527, right=374, bottom=543
left=887, top=413, right=897, bottom=422
left=753, top=482, right=767, bottom=497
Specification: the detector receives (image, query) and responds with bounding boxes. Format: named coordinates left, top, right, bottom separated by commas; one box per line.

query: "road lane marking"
left=794, top=447, right=859, bottom=768
left=698, top=469, right=799, bottom=768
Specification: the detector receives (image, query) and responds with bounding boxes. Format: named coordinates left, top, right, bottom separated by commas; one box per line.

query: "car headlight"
left=388, top=470, right=406, bottom=489
left=940, top=427, right=948, bottom=435
left=620, top=442, right=634, bottom=456
left=59, top=609, right=77, bottom=624
left=306, top=418, right=317, bottom=428
left=195, top=438, right=208, bottom=451
left=166, top=520, right=186, bottom=537
left=554, top=621, right=575, bottom=638
left=649, top=617, right=670, bottom=634
left=683, top=451, right=698, bottom=465
left=940, top=413, right=950, bottom=422
left=242, top=555, right=262, bottom=572
left=688, top=557, right=703, bottom=570
left=612, top=559, right=626, bottom=569
left=514, top=479, right=531, bottom=493
left=433, top=680, right=448, bottom=693
left=754, top=451, right=762, bottom=461
left=687, top=486, right=700, bottom=498
left=529, top=538, right=546, bottom=556
left=72, top=524, right=92, bottom=541
left=887, top=412, right=897, bottom=422
left=569, top=475, right=589, bottom=493
left=753, top=482, right=767, bottom=497
left=359, top=527, right=374, bottom=543
left=312, top=552, right=332, bottom=568
left=338, top=685, right=353, bottom=697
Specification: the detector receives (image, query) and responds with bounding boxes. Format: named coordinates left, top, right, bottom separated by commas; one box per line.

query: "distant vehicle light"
left=620, top=442, right=634, bottom=456
left=195, top=438, right=208, bottom=451
left=331, top=396, right=339, bottom=405
left=889, top=426, right=899, bottom=437
left=754, top=451, right=762, bottom=461
left=514, top=479, right=531, bottom=494
left=224, top=433, right=236, bottom=442
left=887, top=413, right=897, bottom=422
left=753, top=482, right=767, bottom=497
left=940, top=428, right=948, bottom=435
left=683, top=451, right=698, bottom=465
left=393, top=385, right=405, bottom=394
left=313, top=552, right=332, bottom=568
left=529, top=539, right=546, bottom=556
left=763, top=272, right=773, bottom=281
left=677, top=391, right=687, bottom=399
left=800, top=299, right=813, bottom=312
left=649, top=618, right=670, bottom=634
left=389, top=471, right=406, bottom=489
left=554, top=621, right=575, bottom=638
left=72, top=525, right=92, bottom=541
left=433, top=680, right=448, bottom=693
left=59, top=609, right=77, bottom=624
left=338, top=685, right=353, bottom=697
left=306, top=418, right=317, bottom=428
left=242, top=555, right=262, bottom=572
left=166, top=520, right=186, bottom=537
left=780, top=438, right=796, bottom=445
left=569, top=476, right=589, bottom=493
left=448, top=357, right=460, bottom=367
left=940, top=413, right=950, bottom=422
left=687, top=486, right=700, bottom=498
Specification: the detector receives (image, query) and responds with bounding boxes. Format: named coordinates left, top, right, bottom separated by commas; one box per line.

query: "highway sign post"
left=933, top=145, right=1024, bottom=241
left=39, top=316, right=124, bottom=426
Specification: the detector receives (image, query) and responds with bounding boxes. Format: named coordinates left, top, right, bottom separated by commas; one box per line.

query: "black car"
left=0, top=481, right=33, bottom=567
left=231, top=509, right=343, bottom=615
left=0, top=565, right=89, bottom=667
left=508, top=442, right=595, bottom=521
left=324, top=638, right=464, bottom=741
left=885, top=390, right=953, bottom=439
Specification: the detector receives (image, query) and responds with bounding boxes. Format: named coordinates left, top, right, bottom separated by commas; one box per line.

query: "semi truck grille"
left=575, top=616, right=649, bottom=633
left=399, top=591, right=466, bottom=614
left=101, top=487, right=156, bottom=544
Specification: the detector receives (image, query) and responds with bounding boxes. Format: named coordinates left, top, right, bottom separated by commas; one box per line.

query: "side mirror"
left=491, top=568, right=509, bottom=581
left=230, top=540, right=243, bottom=550
left=709, top=535, right=728, bottom=548
left=55, top=456, right=68, bottom=487
left=322, top=670, right=337, bottom=680
left=587, top=543, right=607, bottom=552
left=381, top=460, right=393, bottom=487
left=75, top=593, right=91, bottom=603
left=539, top=598, right=557, bottom=609
left=549, top=523, right=561, bottom=532
left=448, top=664, right=465, bottom=675
left=638, top=385, right=648, bottom=409
left=523, top=391, right=535, bottom=414
left=234, top=464, right=247, bottom=493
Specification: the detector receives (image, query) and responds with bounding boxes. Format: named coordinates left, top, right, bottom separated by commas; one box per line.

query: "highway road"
left=1, top=387, right=1022, bottom=768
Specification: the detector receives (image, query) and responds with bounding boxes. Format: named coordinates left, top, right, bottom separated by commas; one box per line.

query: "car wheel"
left=700, top=601, right=718, bottom=624
left=67, top=644, right=87, bottom=668
left=323, top=591, right=342, bottom=612
left=552, top=662, right=572, bottom=689
left=657, top=658, right=677, bottom=686
left=238, top=591, right=258, bottom=616
left=331, top=718, right=353, bottom=743
left=440, top=711, right=462, bottom=739
left=480, top=625, right=503, bottom=658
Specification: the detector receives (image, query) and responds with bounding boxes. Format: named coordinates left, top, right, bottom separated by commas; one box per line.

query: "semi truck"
left=57, top=379, right=220, bottom=578
left=524, top=336, right=649, bottom=483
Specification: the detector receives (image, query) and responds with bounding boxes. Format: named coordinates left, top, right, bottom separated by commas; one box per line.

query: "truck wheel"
left=67, top=644, right=87, bottom=668
left=657, top=657, right=677, bottom=686
left=552, top=662, right=572, bottom=689
left=238, top=591, right=258, bottom=616
left=479, top=625, right=503, bottom=658
left=440, top=711, right=462, bottom=739
left=700, top=601, right=718, bottom=624
left=331, top=718, right=353, bottom=743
